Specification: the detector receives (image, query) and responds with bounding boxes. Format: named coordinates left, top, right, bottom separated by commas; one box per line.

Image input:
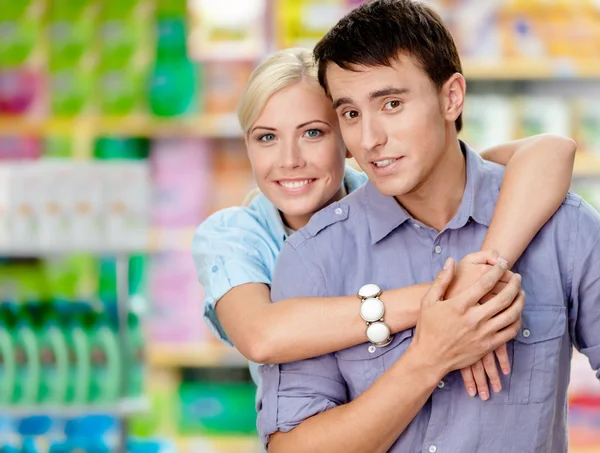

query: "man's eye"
left=384, top=100, right=401, bottom=110
left=343, top=111, right=359, bottom=120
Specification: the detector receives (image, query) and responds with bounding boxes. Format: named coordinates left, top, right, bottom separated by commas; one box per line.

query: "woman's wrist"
left=383, top=284, right=429, bottom=334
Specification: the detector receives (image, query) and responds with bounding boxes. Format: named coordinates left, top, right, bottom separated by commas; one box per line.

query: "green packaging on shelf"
left=0, top=18, right=37, bottom=67
left=178, top=381, right=257, bottom=435
left=156, top=0, right=187, bottom=18
left=62, top=302, right=91, bottom=405
left=98, top=67, right=147, bottom=116
left=44, top=136, right=73, bottom=158
left=15, top=263, right=50, bottom=304
left=97, top=18, right=150, bottom=69
left=43, top=257, right=78, bottom=302
left=1, top=0, right=35, bottom=19
left=99, top=0, right=139, bottom=19
left=127, top=311, right=145, bottom=398
left=34, top=303, right=69, bottom=405
left=49, top=66, right=95, bottom=117
left=48, top=0, right=91, bottom=20
left=48, top=19, right=95, bottom=69
left=149, top=58, right=197, bottom=117
left=11, top=304, right=40, bottom=405
left=86, top=310, right=120, bottom=404
left=0, top=305, right=16, bottom=405
left=155, top=18, right=188, bottom=61
left=94, top=138, right=149, bottom=160
left=97, top=257, right=117, bottom=305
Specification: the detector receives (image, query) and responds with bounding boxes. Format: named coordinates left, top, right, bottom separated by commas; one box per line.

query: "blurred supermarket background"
left=0, top=0, right=599, bottom=452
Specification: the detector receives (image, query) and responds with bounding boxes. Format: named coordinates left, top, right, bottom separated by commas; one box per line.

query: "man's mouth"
left=372, top=158, right=398, bottom=168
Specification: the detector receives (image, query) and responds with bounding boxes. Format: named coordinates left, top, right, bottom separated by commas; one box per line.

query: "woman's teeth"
left=374, top=158, right=397, bottom=168
left=279, top=179, right=312, bottom=188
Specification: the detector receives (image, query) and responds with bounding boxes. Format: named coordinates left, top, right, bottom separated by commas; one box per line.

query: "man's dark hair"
left=314, top=0, right=463, bottom=132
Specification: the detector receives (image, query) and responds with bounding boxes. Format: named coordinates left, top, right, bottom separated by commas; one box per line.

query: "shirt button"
left=413, top=223, right=421, bottom=229
left=522, top=329, right=531, bottom=338
left=335, top=207, right=343, bottom=215
left=434, top=245, right=442, bottom=254
left=212, top=265, right=219, bottom=273
left=368, top=345, right=376, bottom=353
left=429, top=446, right=437, bottom=453
left=437, top=381, right=445, bottom=389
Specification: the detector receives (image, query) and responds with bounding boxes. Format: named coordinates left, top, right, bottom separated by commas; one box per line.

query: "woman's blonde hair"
left=237, top=48, right=320, bottom=136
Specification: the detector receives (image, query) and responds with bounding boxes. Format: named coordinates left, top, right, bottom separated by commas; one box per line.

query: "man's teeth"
left=374, top=158, right=397, bottom=168
left=280, top=179, right=312, bottom=188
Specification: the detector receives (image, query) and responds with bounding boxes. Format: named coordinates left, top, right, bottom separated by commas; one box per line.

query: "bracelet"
left=358, top=284, right=393, bottom=347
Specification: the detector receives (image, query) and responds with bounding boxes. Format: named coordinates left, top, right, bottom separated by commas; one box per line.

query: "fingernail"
left=492, top=384, right=502, bottom=393
left=444, top=258, right=452, bottom=270
left=521, top=290, right=526, bottom=298
left=498, top=258, right=508, bottom=269
left=480, top=391, right=489, bottom=401
left=502, top=366, right=511, bottom=375
left=515, top=273, right=522, bottom=281
left=467, top=387, right=476, bottom=397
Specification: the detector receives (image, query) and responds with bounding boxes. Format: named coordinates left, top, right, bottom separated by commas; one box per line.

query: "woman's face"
left=246, top=80, right=347, bottom=230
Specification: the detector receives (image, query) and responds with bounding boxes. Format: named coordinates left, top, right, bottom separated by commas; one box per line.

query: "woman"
left=192, top=48, right=576, bottom=399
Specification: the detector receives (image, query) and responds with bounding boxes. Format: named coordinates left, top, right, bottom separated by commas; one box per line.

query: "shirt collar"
left=364, top=141, right=501, bottom=244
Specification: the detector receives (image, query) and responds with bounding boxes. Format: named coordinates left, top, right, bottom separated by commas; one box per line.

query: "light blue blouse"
left=192, top=165, right=367, bottom=346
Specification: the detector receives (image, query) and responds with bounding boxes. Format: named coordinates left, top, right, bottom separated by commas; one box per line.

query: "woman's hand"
left=445, top=250, right=514, bottom=400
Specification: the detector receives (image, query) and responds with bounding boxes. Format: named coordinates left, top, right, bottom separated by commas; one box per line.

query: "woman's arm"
left=209, top=134, right=575, bottom=365
left=479, top=134, right=576, bottom=266
left=216, top=282, right=426, bottom=364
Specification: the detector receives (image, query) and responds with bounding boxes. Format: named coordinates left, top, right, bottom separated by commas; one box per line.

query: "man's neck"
left=395, top=138, right=466, bottom=232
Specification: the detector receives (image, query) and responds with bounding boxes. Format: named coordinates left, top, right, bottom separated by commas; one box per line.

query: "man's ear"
left=442, top=73, right=466, bottom=124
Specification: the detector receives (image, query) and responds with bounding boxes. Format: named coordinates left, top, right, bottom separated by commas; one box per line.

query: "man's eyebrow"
left=369, top=87, right=410, bottom=100
left=332, top=88, right=410, bottom=110
left=332, top=97, right=353, bottom=110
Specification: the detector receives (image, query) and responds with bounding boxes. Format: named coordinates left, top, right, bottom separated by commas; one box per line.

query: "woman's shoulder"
left=195, top=192, right=281, bottom=242
left=344, top=164, right=368, bottom=193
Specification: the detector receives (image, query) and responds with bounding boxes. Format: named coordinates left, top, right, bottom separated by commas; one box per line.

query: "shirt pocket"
left=335, top=328, right=414, bottom=397
left=505, top=305, right=567, bottom=405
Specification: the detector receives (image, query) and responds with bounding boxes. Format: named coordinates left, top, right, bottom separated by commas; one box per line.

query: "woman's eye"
left=259, top=133, right=276, bottom=142
left=343, top=110, right=360, bottom=120
left=384, top=100, right=401, bottom=110
left=304, top=129, right=323, bottom=138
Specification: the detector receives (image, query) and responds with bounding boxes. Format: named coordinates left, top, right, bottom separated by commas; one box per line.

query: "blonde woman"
left=192, top=48, right=576, bottom=399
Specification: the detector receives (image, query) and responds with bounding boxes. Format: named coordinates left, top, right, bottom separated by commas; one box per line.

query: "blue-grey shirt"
left=258, top=144, right=600, bottom=452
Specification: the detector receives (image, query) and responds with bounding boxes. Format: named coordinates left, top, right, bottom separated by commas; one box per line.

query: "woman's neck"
left=282, top=182, right=348, bottom=231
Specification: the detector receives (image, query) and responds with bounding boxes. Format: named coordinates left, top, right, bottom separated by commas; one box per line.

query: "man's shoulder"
left=557, top=192, right=600, bottom=231
left=286, top=185, right=368, bottom=250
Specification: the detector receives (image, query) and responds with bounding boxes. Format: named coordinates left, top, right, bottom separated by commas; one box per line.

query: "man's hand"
left=411, top=258, right=524, bottom=385
left=446, top=250, right=515, bottom=400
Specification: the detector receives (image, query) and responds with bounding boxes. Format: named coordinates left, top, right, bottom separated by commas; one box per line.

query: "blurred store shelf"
left=148, top=343, right=247, bottom=368
left=463, top=58, right=600, bottom=80
left=0, top=115, right=242, bottom=138
left=0, top=227, right=196, bottom=257
left=574, top=152, right=600, bottom=177
left=147, top=227, right=196, bottom=253
left=0, top=397, right=150, bottom=417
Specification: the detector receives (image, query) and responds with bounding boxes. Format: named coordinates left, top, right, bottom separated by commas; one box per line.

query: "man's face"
left=327, top=54, right=452, bottom=197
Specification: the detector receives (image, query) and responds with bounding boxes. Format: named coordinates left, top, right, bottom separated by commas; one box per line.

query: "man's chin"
left=372, top=180, right=411, bottom=198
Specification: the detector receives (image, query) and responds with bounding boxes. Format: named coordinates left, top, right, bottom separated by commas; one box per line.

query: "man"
left=257, top=1, right=600, bottom=452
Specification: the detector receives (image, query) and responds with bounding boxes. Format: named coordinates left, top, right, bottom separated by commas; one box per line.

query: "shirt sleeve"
left=569, top=200, right=600, bottom=380
left=191, top=208, right=276, bottom=346
left=257, top=241, right=348, bottom=447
